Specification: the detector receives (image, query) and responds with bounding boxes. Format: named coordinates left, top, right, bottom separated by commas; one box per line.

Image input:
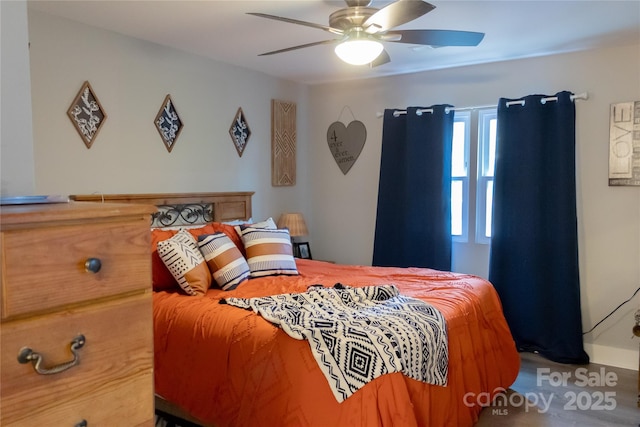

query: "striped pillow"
left=240, top=227, right=298, bottom=277
left=198, top=232, right=250, bottom=291
left=157, top=230, right=212, bottom=296
left=234, top=217, right=277, bottom=238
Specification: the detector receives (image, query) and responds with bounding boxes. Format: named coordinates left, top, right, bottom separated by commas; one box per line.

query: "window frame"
left=451, top=111, right=471, bottom=243
left=475, top=109, right=497, bottom=245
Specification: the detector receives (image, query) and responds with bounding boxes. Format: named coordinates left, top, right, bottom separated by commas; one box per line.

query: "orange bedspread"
left=153, top=260, right=520, bottom=427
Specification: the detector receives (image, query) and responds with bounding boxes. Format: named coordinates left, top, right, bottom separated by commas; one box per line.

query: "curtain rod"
left=377, top=92, right=589, bottom=118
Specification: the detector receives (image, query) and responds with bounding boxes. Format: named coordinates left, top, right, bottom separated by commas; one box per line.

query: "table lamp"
left=277, top=212, right=310, bottom=259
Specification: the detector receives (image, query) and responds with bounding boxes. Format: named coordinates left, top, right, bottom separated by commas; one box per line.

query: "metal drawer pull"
left=17, top=335, right=86, bottom=375
left=75, top=420, right=87, bottom=427
left=84, top=257, right=102, bottom=273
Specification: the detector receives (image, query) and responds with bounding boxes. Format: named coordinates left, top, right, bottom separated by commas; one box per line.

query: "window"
left=451, top=108, right=497, bottom=244
left=476, top=110, right=497, bottom=244
left=451, top=112, right=470, bottom=241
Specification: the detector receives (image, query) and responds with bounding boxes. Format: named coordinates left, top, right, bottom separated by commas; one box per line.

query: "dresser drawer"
left=0, top=293, right=153, bottom=426
left=1, top=219, right=151, bottom=319
left=2, top=371, right=154, bottom=427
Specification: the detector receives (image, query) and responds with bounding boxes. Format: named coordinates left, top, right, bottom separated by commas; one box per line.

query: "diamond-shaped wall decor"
left=67, top=81, right=107, bottom=149
left=229, top=107, right=251, bottom=157
left=155, top=94, right=183, bottom=153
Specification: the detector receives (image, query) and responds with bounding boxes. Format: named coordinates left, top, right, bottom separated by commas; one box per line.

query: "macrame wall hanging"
left=327, top=106, right=366, bottom=175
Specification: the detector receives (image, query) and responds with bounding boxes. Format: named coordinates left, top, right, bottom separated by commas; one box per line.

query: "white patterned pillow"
left=198, top=232, right=250, bottom=291
left=240, top=227, right=298, bottom=277
left=157, top=230, right=212, bottom=296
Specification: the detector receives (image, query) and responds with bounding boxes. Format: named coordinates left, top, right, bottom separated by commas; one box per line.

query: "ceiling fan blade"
left=370, top=49, right=391, bottom=68
left=363, top=0, right=435, bottom=33
left=257, top=39, right=339, bottom=56
left=388, top=29, right=485, bottom=46
left=247, top=13, right=343, bottom=36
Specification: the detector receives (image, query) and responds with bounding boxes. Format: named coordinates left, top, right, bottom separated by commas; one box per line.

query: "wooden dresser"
left=0, top=201, right=156, bottom=426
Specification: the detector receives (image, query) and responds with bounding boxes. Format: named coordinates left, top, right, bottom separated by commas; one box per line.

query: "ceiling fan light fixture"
left=250, top=0, right=485, bottom=68
left=335, top=38, right=384, bottom=66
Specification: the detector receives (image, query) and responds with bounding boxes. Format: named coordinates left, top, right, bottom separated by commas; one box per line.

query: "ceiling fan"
left=248, top=0, right=485, bottom=66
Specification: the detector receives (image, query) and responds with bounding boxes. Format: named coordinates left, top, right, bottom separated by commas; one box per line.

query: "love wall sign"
left=327, top=115, right=367, bottom=175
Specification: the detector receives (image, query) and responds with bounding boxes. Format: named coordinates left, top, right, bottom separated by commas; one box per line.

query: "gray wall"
left=25, top=9, right=310, bottom=222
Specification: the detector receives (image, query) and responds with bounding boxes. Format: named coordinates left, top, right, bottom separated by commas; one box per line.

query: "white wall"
left=26, top=10, right=310, bottom=222
left=1, top=0, right=36, bottom=196
left=307, top=44, right=640, bottom=369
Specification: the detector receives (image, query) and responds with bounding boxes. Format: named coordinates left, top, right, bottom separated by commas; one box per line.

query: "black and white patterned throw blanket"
left=222, top=284, right=448, bottom=402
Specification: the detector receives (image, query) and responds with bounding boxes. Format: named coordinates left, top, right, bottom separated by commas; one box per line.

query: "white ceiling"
left=27, top=0, right=640, bottom=85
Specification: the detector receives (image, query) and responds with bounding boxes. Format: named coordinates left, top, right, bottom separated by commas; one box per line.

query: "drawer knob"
left=17, top=334, right=86, bottom=375
left=84, top=257, right=102, bottom=273
left=75, top=420, right=88, bottom=427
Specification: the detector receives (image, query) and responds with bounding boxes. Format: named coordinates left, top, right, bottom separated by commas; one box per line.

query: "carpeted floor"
left=476, top=352, right=639, bottom=427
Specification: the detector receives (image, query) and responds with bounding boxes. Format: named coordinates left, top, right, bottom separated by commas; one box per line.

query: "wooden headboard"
left=70, top=192, right=254, bottom=227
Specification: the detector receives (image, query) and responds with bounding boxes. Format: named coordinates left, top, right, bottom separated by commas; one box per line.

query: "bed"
left=71, top=192, right=520, bottom=427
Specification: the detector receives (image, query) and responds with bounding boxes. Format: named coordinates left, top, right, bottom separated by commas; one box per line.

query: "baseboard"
left=584, top=343, right=638, bottom=370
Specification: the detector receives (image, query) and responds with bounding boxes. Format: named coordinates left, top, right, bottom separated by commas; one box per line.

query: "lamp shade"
left=335, top=38, right=384, bottom=66
left=277, top=213, right=308, bottom=237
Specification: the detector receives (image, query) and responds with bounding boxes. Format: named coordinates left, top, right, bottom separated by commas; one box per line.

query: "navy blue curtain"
left=373, top=105, right=453, bottom=270
left=489, top=91, right=589, bottom=364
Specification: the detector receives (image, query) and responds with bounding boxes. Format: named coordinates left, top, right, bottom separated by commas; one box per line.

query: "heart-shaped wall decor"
left=327, top=120, right=366, bottom=175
